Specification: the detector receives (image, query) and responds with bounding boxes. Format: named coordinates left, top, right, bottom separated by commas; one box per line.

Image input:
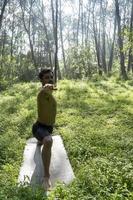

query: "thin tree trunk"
left=0, top=0, right=8, bottom=30
left=115, top=0, right=128, bottom=79
left=85, top=3, right=91, bottom=46
left=101, top=0, right=107, bottom=73
left=20, top=0, right=38, bottom=72
left=59, top=0, right=67, bottom=76
left=127, top=0, right=133, bottom=72
left=41, top=3, right=53, bottom=69
left=10, top=13, right=15, bottom=60
left=0, top=30, right=6, bottom=71
left=93, top=9, right=102, bottom=75
left=108, top=17, right=116, bottom=72
left=81, top=0, right=84, bottom=46
left=51, top=0, right=59, bottom=83
left=51, top=0, right=55, bottom=37
left=77, top=0, right=81, bottom=46
left=102, top=29, right=107, bottom=73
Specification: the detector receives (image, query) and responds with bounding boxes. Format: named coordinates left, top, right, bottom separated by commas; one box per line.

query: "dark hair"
left=38, top=68, right=53, bottom=80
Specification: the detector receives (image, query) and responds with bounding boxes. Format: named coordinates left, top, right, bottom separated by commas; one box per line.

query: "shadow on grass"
left=59, top=82, right=133, bottom=119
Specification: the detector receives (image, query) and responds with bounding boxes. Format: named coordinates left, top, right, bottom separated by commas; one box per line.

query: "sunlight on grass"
left=0, top=78, right=133, bottom=199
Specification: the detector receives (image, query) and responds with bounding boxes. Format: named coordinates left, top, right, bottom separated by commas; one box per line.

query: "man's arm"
left=42, top=84, right=57, bottom=91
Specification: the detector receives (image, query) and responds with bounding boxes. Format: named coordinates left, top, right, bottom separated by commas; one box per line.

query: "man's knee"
left=42, top=136, right=53, bottom=148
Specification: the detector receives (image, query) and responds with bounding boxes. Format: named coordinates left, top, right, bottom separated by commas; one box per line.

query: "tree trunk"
left=127, top=0, right=133, bottom=72
left=115, top=0, right=128, bottom=79
left=77, top=0, right=81, bottom=46
left=55, top=0, right=59, bottom=83
left=99, top=1, right=107, bottom=74
left=0, top=30, right=6, bottom=71
left=108, top=17, right=116, bottom=72
left=10, top=13, right=15, bottom=60
left=20, top=0, right=38, bottom=72
left=85, top=2, right=91, bottom=46
left=51, top=0, right=59, bottom=83
left=92, top=4, right=102, bottom=75
left=59, top=0, right=67, bottom=76
left=102, top=29, right=107, bottom=73
left=81, top=0, right=84, bottom=46
left=0, top=0, right=8, bottom=30
left=41, top=3, right=53, bottom=69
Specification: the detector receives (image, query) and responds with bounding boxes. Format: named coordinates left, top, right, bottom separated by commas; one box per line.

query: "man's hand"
left=43, top=84, right=57, bottom=91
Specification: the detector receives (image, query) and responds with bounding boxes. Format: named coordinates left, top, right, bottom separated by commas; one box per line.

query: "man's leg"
left=42, top=135, right=53, bottom=189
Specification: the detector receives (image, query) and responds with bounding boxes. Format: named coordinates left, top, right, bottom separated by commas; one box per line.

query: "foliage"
left=0, top=78, right=133, bottom=199
left=65, top=46, right=96, bottom=79
left=0, top=0, right=133, bottom=81
left=0, top=54, right=37, bottom=83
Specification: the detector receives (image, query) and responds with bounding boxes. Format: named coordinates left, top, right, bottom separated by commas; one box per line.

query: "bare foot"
left=43, top=177, right=52, bottom=191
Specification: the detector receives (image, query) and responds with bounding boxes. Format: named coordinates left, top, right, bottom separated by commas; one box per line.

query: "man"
left=32, top=68, right=57, bottom=190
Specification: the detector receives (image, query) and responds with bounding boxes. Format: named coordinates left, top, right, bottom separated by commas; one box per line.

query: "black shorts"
left=32, top=121, right=53, bottom=141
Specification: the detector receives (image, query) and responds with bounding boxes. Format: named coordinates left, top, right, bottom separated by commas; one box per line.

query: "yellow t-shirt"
left=37, top=89, right=57, bottom=126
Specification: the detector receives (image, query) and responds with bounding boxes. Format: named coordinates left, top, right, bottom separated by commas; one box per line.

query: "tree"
left=92, top=1, right=102, bottom=75
left=40, top=2, right=53, bottom=69
left=127, top=0, right=133, bottom=72
left=0, top=0, right=9, bottom=30
left=20, top=0, right=38, bottom=72
left=51, top=0, right=60, bottom=83
left=59, top=0, right=67, bottom=76
left=115, top=0, right=128, bottom=79
left=101, top=0, right=107, bottom=73
left=108, top=16, right=116, bottom=73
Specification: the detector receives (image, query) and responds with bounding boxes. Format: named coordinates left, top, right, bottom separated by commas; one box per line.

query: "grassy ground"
left=0, top=78, right=133, bottom=199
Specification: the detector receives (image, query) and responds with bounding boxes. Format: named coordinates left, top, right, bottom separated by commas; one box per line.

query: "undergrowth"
left=0, top=78, right=133, bottom=199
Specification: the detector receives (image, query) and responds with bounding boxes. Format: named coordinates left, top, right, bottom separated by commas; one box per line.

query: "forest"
left=0, top=0, right=133, bottom=200
left=0, top=0, right=133, bottom=86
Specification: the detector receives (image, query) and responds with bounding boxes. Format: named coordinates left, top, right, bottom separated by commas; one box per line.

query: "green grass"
left=0, top=78, right=133, bottom=199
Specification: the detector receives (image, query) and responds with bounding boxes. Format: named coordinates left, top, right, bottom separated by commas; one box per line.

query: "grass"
left=0, top=78, right=133, bottom=199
